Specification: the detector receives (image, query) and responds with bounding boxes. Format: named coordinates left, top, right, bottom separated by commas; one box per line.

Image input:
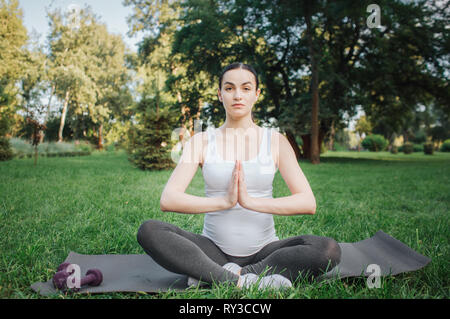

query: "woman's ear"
left=217, top=88, right=222, bottom=102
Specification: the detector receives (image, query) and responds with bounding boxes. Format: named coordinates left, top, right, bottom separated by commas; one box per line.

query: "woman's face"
left=218, top=68, right=260, bottom=118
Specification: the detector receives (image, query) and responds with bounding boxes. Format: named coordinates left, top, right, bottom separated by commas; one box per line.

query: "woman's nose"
left=234, top=89, right=242, bottom=99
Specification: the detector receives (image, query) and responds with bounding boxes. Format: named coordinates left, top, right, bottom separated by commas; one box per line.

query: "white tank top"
left=201, top=126, right=279, bottom=256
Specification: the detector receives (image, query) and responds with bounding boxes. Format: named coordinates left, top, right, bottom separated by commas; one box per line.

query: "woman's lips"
left=232, top=104, right=244, bottom=107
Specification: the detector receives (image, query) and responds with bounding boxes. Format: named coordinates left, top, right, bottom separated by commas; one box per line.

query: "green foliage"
left=0, top=0, right=28, bottom=80
left=46, top=6, right=131, bottom=144
left=412, top=130, right=427, bottom=144
left=0, top=0, right=28, bottom=142
left=74, top=141, right=94, bottom=153
left=0, top=137, right=14, bottom=161
left=423, top=142, right=434, bottom=155
left=320, top=141, right=326, bottom=154
left=440, top=139, right=450, bottom=152
left=9, top=137, right=92, bottom=158
left=127, top=104, right=180, bottom=170
left=333, top=143, right=347, bottom=151
left=361, top=134, right=388, bottom=152
left=403, top=142, right=414, bottom=154
left=413, top=143, right=424, bottom=152
left=390, top=145, right=398, bottom=154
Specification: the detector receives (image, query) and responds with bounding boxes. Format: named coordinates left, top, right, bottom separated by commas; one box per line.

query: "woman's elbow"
left=159, top=193, right=170, bottom=212
left=309, top=195, right=317, bottom=215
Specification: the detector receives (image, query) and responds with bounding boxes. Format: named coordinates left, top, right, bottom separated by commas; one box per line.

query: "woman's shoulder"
left=269, top=129, right=290, bottom=169
left=188, top=130, right=209, bottom=168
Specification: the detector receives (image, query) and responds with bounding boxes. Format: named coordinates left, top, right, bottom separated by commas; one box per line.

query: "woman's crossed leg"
left=137, top=219, right=341, bottom=286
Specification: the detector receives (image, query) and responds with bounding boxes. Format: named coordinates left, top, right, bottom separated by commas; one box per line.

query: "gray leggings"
left=137, top=219, right=341, bottom=285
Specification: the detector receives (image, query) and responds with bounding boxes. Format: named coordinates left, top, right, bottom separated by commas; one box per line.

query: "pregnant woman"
left=137, top=62, right=341, bottom=289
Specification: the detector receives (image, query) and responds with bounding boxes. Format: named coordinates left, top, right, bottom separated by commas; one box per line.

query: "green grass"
left=0, top=149, right=449, bottom=299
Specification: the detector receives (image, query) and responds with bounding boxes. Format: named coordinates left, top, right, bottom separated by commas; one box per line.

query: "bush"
left=128, top=104, right=179, bottom=170
left=423, top=142, right=434, bottom=155
left=413, top=143, right=424, bottom=152
left=9, top=137, right=93, bottom=159
left=403, top=142, right=414, bottom=154
left=105, top=143, right=118, bottom=152
left=0, top=137, right=14, bottom=161
left=74, top=141, right=94, bottom=153
left=412, top=130, right=427, bottom=144
left=390, top=145, right=398, bottom=154
left=441, top=139, right=450, bottom=152
left=361, top=134, right=388, bottom=152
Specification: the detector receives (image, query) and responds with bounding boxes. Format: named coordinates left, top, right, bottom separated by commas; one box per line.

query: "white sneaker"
left=222, top=262, right=242, bottom=275
left=188, top=263, right=242, bottom=287
left=258, top=274, right=292, bottom=289
left=238, top=273, right=292, bottom=289
left=187, top=276, right=205, bottom=287
left=238, top=273, right=259, bottom=288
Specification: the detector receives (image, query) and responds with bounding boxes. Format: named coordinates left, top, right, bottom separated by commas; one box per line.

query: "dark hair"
left=218, top=62, right=259, bottom=91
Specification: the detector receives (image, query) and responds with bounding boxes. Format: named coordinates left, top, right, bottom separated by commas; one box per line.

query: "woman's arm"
left=241, top=131, right=316, bottom=216
left=160, top=132, right=233, bottom=214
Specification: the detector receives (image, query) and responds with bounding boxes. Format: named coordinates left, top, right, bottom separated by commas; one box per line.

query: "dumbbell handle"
left=80, top=273, right=96, bottom=286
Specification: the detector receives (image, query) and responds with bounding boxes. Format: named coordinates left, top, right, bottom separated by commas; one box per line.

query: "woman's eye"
left=225, top=87, right=232, bottom=91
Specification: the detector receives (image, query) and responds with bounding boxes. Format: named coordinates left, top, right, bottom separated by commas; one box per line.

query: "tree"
left=47, top=7, right=96, bottom=142
left=355, top=115, right=373, bottom=151
left=125, top=0, right=449, bottom=165
left=125, top=0, right=204, bottom=142
left=47, top=6, right=131, bottom=147
left=0, top=0, right=28, bottom=139
left=355, top=0, right=449, bottom=146
left=128, top=99, right=179, bottom=170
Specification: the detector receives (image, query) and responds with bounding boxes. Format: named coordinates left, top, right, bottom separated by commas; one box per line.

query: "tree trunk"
left=328, top=120, right=335, bottom=151
left=58, top=90, right=70, bottom=143
left=98, top=123, right=103, bottom=150
left=285, top=130, right=302, bottom=160
left=305, top=8, right=320, bottom=164
left=189, top=98, right=203, bottom=138
left=319, top=129, right=325, bottom=153
left=178, top=91, right=189, bottom=146
left=301, top=134, right=311, bottom=160
left=403, top=131, right=409, bottom=143
left=34, top=145, right=38, bottom=166
left=40, top=84, right=55, bottom=144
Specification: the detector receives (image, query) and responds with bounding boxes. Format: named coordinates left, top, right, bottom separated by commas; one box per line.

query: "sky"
left=19, top=0, right=143, bottom=51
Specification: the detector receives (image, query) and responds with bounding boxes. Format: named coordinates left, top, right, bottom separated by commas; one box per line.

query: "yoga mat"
left=30, top=230, right=431, bottom=296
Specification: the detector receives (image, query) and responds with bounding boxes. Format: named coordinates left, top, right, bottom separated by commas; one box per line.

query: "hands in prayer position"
left=225, top=160, right=252, bottom=209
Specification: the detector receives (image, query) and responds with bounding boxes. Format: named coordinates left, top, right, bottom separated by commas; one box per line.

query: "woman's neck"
left=219, top=118, right=258, bottom=131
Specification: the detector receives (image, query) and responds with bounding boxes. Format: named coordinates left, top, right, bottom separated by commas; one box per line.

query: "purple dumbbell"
left=57, top=262, right=73, bottom=273
left=52, top=262, right=75, bottom=290
left=79, top=269, right=103, bottom=288
left=52, top=264, right=103, bottom=291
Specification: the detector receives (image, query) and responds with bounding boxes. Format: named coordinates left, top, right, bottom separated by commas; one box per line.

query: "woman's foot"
left=187, top=262, right=242, bottom=287
left=237, top=273, right=292, bottom=289
left=222, top=262, right=242, bottom=276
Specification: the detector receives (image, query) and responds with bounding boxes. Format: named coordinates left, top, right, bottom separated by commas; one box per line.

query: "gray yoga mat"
left=30, top=230, right=431, bottom=296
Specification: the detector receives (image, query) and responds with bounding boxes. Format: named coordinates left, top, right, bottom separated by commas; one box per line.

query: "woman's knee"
left=324, top=237, right=341, bottom=267
left=136, top=219, right=165, bottom=247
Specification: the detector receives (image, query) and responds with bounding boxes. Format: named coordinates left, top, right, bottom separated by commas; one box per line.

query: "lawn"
left=1, top=149, right=449, bottom=299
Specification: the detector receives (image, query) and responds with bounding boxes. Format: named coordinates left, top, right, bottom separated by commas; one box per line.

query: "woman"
left=137, top=62, right=341, bottom=289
